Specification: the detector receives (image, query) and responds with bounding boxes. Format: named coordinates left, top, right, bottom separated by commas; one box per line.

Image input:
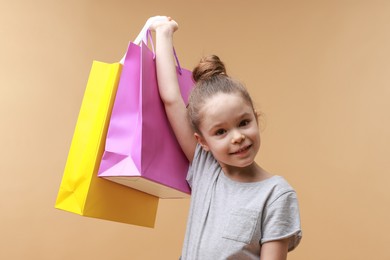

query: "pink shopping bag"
left=98, top=30, right=193, bottom=198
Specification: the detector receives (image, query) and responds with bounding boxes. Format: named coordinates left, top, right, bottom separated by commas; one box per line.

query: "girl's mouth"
left=230, top=145, right=251, bottom=155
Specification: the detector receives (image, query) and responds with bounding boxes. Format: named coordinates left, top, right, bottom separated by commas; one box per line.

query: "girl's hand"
left=149, top=16, right=178, bottom=34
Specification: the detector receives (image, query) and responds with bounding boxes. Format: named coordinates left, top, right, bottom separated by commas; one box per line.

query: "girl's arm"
left=260, top=238, right=290, bottom=260
left=152, top=17, right=197, bottom=162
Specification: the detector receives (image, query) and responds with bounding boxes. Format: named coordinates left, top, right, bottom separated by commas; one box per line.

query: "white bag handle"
left=120, top=16, right=169, bottom=64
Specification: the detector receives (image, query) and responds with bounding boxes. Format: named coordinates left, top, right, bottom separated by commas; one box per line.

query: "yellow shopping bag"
left=55, top=61, right=159, bottom=227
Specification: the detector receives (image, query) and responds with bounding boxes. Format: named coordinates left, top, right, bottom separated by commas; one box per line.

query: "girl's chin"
left=221, top=159, right=255, bottom=169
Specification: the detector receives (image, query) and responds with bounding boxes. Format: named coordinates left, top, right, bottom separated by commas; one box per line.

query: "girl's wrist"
left=156, top=26, right=176, bottom=37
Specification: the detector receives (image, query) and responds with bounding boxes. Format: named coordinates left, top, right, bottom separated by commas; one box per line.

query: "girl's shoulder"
left=260, top=175, right=298, bottom=207
left=264, top=175, right=295, bottom=191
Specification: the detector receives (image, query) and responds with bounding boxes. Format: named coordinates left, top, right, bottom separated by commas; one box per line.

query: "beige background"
left=1, top=0, right=389, bottom=259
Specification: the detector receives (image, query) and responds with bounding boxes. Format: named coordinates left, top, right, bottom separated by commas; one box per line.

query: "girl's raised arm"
left=152, top=17, right=197, bottom=162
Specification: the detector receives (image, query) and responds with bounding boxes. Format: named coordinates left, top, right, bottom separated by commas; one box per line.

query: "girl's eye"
left=239, top=120, right=250, bottom=127
left=215, top=129, right=226, bottom=136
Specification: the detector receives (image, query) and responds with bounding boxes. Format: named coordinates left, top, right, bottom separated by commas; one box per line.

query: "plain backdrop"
left=1, top=0, right=389, bottom=259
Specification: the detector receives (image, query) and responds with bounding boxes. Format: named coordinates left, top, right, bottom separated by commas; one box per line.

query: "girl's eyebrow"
left=207, top=122, right=225, bottom=132
left=207, top=112, right=253, bottom=132
left=235, top=112, right=252, bottom=120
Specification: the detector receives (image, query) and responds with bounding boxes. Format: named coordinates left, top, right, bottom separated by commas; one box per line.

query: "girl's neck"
left=221, top=162, right=272, bottom=183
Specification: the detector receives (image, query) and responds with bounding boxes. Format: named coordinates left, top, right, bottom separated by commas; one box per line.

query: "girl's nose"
left=231, top=131, right=246, bottom=144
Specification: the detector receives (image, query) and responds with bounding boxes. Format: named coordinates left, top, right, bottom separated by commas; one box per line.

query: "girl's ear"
left=194, top=132, right=210, bottom=151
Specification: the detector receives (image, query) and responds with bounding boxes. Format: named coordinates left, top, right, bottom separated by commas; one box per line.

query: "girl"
left=151, top=17, right=302, bottom=260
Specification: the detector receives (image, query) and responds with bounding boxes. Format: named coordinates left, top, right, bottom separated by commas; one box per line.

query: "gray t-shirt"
left=181, top=145, right=302, bottom=260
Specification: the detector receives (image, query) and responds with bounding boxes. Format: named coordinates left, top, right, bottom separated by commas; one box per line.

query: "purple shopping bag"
left=98, top=30, right=193, bottom=198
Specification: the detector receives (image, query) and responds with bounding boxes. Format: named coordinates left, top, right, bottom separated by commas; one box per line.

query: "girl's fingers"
left=150, top=18, right=178, bottom=32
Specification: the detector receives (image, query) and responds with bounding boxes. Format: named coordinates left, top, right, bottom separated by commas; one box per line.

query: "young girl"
left=151, top=17, right=302, bottom=260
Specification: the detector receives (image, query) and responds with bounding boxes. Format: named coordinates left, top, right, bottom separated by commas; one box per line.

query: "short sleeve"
left=186, top=144, right=202, bottom=187
left=186, top=161, right=194, bottom=188
left=261, top=191, right=302, bottom=251
left=186, top=144, right=216, bottom=188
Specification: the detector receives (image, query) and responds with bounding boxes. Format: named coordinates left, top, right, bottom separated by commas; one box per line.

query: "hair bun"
left=192, top=55, right=227, bottom=83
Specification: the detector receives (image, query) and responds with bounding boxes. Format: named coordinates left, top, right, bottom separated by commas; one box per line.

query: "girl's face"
left=195, top=92, right=260, bottom=170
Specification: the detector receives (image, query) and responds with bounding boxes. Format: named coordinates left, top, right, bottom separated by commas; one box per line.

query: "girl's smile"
left=230, top=144, right=252, bottom=155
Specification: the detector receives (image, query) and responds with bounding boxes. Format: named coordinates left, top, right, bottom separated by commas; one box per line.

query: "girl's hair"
left=188, top=55, right=257, bottom=134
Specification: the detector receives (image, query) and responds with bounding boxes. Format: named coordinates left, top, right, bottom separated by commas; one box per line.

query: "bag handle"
left=120, top=16, right=167, bottom=64
left=145, top=29, right=183, bottom=75
left=173, top=47, right=183, bottom=75
left=134, top=16, right=167, bottom=45
left=120, top=17, right=184, bottom=75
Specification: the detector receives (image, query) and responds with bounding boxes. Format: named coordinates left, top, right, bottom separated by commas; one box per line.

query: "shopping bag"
left=55, top=60, right=159, bottom=227
left=98, top=30, right=194, bottom=199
